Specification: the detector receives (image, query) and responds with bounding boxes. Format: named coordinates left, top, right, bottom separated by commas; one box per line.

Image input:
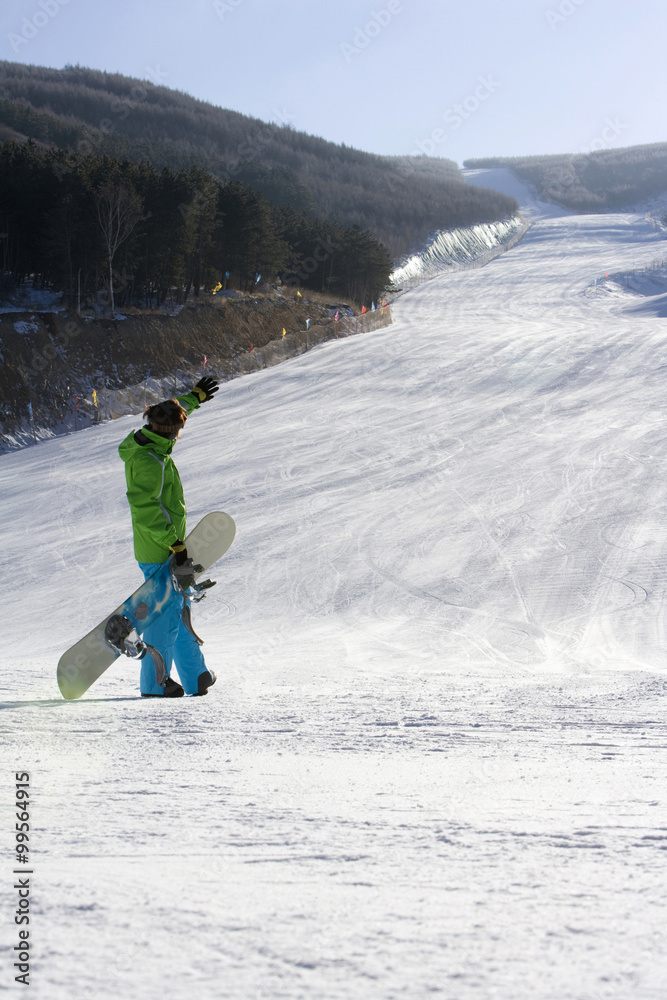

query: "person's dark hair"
left=144, top=399, right=188, bottom=438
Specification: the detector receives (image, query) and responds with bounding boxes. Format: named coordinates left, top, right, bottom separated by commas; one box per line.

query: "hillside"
left=0, top=290, right=392, bottom=448
left=0, top=140, right=395, bottom=312
left=464, top=143, right=667, bottom=213
left=0, top=61, right=518, bottom=257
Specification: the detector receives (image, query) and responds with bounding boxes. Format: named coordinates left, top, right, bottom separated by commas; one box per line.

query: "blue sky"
left=1, top=0, right=665, bottom=165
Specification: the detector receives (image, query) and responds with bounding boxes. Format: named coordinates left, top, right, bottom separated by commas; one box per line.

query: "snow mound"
left=13, top=317, right=40, bottom=335
left=586, top=258, right=667, bottom=316
left=0, top=284, right=63, bottom=313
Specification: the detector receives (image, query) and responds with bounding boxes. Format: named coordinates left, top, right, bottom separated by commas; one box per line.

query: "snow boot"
left=193, top=670, right=216, bottom=696
left=141, top=677, right=184, bottom=698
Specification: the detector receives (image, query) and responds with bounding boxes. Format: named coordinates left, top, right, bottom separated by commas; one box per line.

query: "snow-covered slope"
left=463, top=165, right=571, bottom=218
left=2, top=203, right=667, bottom=998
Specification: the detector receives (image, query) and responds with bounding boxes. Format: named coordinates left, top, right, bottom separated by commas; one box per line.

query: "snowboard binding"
left=104, top=614, right=167, bottom=686
left=169, top=557, right=216, bottom=602
left=105, top=615, right=146, bottom=658
left=168, top=557, right=216, bottom=646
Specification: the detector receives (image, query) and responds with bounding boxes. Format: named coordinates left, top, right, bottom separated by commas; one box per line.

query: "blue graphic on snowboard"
left=103, top=560, right=181, bottom=687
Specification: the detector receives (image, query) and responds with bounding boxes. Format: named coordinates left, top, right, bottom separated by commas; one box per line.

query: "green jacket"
left=118, top=393, right=201, bottom=563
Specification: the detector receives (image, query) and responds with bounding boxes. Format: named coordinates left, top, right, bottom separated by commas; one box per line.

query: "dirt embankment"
left=0, top=292, right=392, bottom=449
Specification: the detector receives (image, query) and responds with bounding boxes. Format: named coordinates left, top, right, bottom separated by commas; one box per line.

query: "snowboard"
left=57, top=511, right=236, bottom=700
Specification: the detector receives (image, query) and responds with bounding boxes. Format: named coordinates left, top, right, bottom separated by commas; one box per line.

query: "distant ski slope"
left=463, top=165, right=571, bottom=218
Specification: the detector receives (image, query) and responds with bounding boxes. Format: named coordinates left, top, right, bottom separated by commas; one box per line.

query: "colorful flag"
left=306, top=318, right=310, bottom=330
left=92, top=389, right=98, bottom=407
left=282, top=328, right=286, bottom=339
left=203, top=356, right=207, bottom=368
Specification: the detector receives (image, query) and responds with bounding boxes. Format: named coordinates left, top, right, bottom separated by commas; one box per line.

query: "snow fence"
left=390, top=215, right=529, bottom=289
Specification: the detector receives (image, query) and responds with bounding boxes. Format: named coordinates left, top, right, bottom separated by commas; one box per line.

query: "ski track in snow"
left=2, top=176, right=667, bottom=997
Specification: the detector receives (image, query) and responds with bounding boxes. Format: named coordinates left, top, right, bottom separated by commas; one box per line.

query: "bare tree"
left=95, top=184, right=143, bottom=315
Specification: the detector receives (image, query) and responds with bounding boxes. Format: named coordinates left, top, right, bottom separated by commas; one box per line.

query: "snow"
left=588, top=262, right=667, bottom=318
left=0, top=286, right=64, bottom=314
left=3, top=185, right=667, bottom=998
left=463, top=166, right=571, bottom=219
left=12, top=317, right=40, bottom=335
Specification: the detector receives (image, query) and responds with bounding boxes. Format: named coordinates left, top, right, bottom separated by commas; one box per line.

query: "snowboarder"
left=118, top=377, right=220, bottom=697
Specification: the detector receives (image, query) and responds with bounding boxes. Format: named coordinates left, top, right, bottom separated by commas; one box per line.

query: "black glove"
left=170, top=542, right=199, bottom=590
left=170, top=540, right=189, bottom=565
left=193, top=377, right=219, bottom=403
left=169, top=540, right=214, bottom=596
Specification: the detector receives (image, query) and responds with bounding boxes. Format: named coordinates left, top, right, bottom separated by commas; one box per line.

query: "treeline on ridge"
left=0, top=140, right=392, bottom=309
left=0, top=61, right=519, bottom=257
left=464, top=144, right=667, bottom=212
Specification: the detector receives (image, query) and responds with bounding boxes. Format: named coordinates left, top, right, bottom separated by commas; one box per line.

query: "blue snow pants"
left=138, top=561, right=208, bottom=696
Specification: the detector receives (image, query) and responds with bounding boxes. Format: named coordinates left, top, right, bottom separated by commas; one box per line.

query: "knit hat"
left=144, top=399, right=188, bottom=437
